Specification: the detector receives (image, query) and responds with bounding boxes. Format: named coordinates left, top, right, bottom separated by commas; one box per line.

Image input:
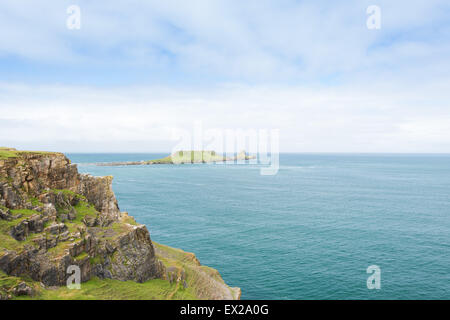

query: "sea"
left=67, top=153, right=450, bottom=300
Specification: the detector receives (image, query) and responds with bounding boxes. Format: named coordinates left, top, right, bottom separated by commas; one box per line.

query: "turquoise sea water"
left=68, top=153, right=450, bottom=300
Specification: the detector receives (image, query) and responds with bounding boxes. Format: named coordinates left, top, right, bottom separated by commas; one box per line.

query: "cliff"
left=0, top=148, right=240, bottom=300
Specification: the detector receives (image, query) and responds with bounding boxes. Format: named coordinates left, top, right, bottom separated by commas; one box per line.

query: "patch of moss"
left=10, top=209, right=37, bottom=216
left=50, top=189, right=87, bottom=201
left=0, top=209, right=42, bottom=252
left=89, top=255, right=104, bottom=265
left=73, top=201, right=97, bottom=222
left=74, top=252, right=88, bottom=261
left=29, top=197, right=44, bottom=207
left=61, top=200, right=98, bottom=234
left=110, top=222, right=131, bottom=235
left=46, top=239, right=83, bottom=259
left=121, top=215, right=138, bottom=226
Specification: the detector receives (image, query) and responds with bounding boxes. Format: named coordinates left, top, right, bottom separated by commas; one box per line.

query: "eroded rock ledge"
left=0, top=149, right=240, bottom=300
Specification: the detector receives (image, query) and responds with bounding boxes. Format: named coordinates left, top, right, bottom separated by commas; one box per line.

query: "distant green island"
left=96, top=150, right=256, bottom=167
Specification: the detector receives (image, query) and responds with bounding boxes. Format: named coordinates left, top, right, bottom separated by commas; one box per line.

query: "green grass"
left=2, top=269, right=195, bottom=300
left=0, top=150, right=18, bottom=160
left=51, top=189, right=83, bottom=199
left=0, top=148, right=59, bottom=160
left=0, top=270, right=38, bottom=298
left=74, top=252, right=88, bottom=261
left=29, top=197, right=44, bottom=207
left=89, top=255, right=104, bottom=265
left=73, top=201, right=97, bottom=222
left=14, top=277, right=197, bottom=300
left=51, top=189, right=89, bottom=219
left=10, top=209, right=39, bottom=217
left=1, top=261, right=197, bottom=300
left=107, top=222, right=131, bottom=239
left=153, top=242, right=240, bottom=300
left=122, top=215, right=138, bottom=226
left=0, top=270, right=24, bottom=289
left=64, top=200, right=98, bottom=234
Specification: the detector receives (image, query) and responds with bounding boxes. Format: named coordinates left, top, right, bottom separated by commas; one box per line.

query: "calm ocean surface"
left=67, top=153, right=450, bottom=299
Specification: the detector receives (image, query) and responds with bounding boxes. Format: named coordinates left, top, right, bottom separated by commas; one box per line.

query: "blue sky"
left=1, top=0, right=450, bottom=152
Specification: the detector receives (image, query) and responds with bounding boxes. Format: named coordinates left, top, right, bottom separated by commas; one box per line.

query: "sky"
left=1, top=0, right=450, bottom=153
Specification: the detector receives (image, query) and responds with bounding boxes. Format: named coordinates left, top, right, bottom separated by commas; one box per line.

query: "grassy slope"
left=154, top=242, right=240, bottom=300
left=2, top=271, right=197, bottom=300
left=23, top=277, right=196, bottom=300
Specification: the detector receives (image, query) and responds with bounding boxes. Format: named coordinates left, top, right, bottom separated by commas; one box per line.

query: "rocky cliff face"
left=0, top=151, right=164, bottom=288
left=0, top=149, right=240, bottom=300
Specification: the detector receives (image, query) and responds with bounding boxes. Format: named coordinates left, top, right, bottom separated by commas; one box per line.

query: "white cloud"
left=0, top=0, right=449, bottom=80
left=0, top=1, right=449, bottom=152
left=1, top=82, right=449, bottom=153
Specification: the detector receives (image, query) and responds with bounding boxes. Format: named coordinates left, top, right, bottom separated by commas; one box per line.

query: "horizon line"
left=63, top=151, right=450, bottom=155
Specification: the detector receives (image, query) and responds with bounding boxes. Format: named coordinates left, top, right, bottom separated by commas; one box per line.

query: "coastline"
left=0, top=148, right=240, bottom=300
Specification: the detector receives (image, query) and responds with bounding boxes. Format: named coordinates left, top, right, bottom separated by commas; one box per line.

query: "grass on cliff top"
left=0, top=148, right=59, bottom=160
left=153, top=242, right=200, bottom=265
